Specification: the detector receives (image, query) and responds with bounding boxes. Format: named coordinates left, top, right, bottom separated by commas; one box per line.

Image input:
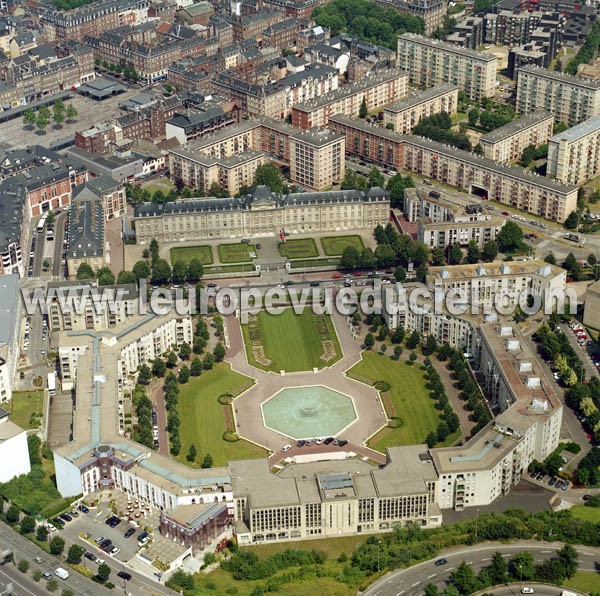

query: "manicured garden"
left=321, top=235, right=365, bottom=256
left=217, top=243, right=257, bottom=264
left=8, top=390, right=44, bottom=429
left=242, top=308, right=342, bottom=372
left=170, top=245, right=213, bottom=265
left=176, top=363, right=266, bottom=467
left=278, top=238, right=318, bottom=259
left=348, top=352, right=451, bottom=449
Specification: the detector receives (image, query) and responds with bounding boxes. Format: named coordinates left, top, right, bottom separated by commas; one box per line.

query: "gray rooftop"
left=384, top=83, right=459, bottom=114
left=398, top=32, right=498, bottom=62
left=517, top=64, right=600, bottom=90
left=0, top=274, right=19, bottom=345
left=479, top=111, right=553, bottom=144
left=549, top=115, right=600, bottom=144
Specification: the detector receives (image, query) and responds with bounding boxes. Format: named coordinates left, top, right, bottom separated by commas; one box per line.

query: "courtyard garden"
left=169, top=245, right=213, bottom=265
left=176, top=363, right=267, bottom=467
left=217, top=243, right=257, bottom=264
left=348, top=352, right=458, bottom=450
left=241, top=308, right=342, bottom=372
left=278, top=238, right=318, bottom=259
left=8, top=390, right=44, bottom=429
left=321, top=235, right=365, bottom=256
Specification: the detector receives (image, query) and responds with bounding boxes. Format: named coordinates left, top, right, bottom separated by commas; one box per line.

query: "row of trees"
left=132, top=385, right=155, bottom=450
left=413, top=112, right=472, bottom=152
left=97, top=60, right=139, bottom=81
left=566, top=20, right=600, bottom=75
left=23, top=100, right=78, bottom=133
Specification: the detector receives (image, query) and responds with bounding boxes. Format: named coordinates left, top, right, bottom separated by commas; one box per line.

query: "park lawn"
left=217, top=243, right=256, bottom=263
left=176, top=363, right=266, bottom=467
left=170, top=245, right=213, bottom=265
left=278, top=238, right=318, bottom=259
left=348, top=352, right=443, bottom=447
left=9, top=390, right=44, bottom=429
left=563, top=571, right=600, bottom=594
left=141, top=179, right=175, bottom=196
left=570, top=505, right=600, bottom=522
left=321, top=235, right=365, bottom=256
left=242, top=309, right=342, bottom=372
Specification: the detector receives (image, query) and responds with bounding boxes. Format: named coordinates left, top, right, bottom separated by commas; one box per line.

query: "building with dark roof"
left=165, top=106, right=236, bottom=144
left=66, top=192, right=105, bottom=277
left=72, top=176, right=127, bottom=221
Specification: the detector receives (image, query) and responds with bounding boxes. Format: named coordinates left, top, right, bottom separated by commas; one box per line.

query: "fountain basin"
left=261, top=385, right=357, bottom=440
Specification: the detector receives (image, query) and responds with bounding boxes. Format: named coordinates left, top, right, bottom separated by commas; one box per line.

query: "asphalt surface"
left=365, top=541, right=600, bottom=596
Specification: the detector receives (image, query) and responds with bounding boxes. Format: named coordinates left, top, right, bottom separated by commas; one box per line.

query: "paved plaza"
left=225, top=308, right=389, bottom=464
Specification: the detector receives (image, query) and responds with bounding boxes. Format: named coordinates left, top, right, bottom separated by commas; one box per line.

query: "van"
left=54, top=567, right=69, bottom=580
left=560, top=591, right=577, bottom=596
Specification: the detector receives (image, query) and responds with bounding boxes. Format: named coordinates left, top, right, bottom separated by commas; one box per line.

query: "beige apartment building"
left=133, top=185, right=390, bottom=243
left=516, top=65, right=600, bottom=126
left=291, top=69, right=409, bottom=129
left=546, top=116, right=600, bottom=185
left=479, top=111, right=554, bottom=163
left=396, top=33, right=497, bottom=100
left=383, top=83, right=459, bottom=134
left=328, top=115, right=579, bottom=222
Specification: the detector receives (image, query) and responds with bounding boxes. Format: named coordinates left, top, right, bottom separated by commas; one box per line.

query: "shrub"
left=374, top=381, right=390, bottom=392
left=223, top=431, right=240, bottom=442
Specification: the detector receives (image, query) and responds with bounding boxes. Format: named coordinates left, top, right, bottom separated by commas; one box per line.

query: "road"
left=52, top=211, right=68, bottom=278
left=150, top=382, right=169, bottom=456
left=365, top=541, right=600, bottom=596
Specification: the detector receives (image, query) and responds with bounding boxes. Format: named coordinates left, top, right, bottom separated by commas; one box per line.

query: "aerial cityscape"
left=0, top=0, right=599, bottom=594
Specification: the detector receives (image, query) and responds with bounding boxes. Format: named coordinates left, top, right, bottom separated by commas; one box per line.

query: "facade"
left=376, top=0, right=446, bottom=34
left=396, top=33, right=497, bottom=100
left=66, top=194, right=105, bottom=278
left=133, top=185, right=390, bottom=243
left=584, top=279, right=600, bottom=330
left=516, top=65, right=600, bottom=126
left=291, top=69, right=409, bottom=129
left=403, top=187, right=505, bottom=249
left=0, top=409, right=31, bottom=482
left=383, top=84, right=459, bottom=134
left=328, top=115, right=579, bottom=223
left=72, top=176, right=127, bottom=221
left=547, top=116, right=600, bottom=185
left=0, top=275, right=21, bottom=402
left=479, top=111, right=554, bottom=163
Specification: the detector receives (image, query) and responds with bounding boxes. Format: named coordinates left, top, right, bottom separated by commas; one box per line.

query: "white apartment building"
left=479, top=111, right=554, bottom=163
left=0, top=275, right=21, bottom=403
left=547, top=115, right=600, bottom=185
left=516, top=65, right=600, bottom=126
left=396, top=33, right=497, bottom=100
left=383, top=84, right=459, bottom=134
left=403, top=187, right=505, bottom=249
left=0, top=408, right=31, bottom=482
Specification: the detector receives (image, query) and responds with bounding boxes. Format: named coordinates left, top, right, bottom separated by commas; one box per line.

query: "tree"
left=20, top=515, right=35, bottom=534
left=509, top=551, right=534, bottom=580
left=544, top=252, right=557, bottom=265
left=386, top=172, right=415, bottom=208
left=359, top=96, right=368, bottom=118
left=187, top=258, right=203, bottom=282
left=172, top=260, right=187, bottom=283
left=426, top=431, right=438, bottom=448
left=67, top=544, right=84, bottom=564
left=49, top=535, right=65, bottom=556
left=394, top=265, right=406, bottom=282
left=437, top=420, right=450, bottom=442
left=152, top=358, right=166, bottom=377
left=254, top=162, right=287, bottom=193
left=36, top=114, right=48, bottom=134
left=132, top=260, right=151, bottom=281
left=368, top=166, right=385, bottom=188
left=557, top=543, right=578, bottom=579
left=6, top=504, right=20, bottom=523
left=450, top=561, right=480, bottom=595
left=447, top=243, right=463, bottom=265
left=179, top=342, right=191, bottom=360
left=151, top=258, right=172, bottom=285
left=52, top=106, right=65, bottom=127
left=488, top=551, right=507, bottom=584
left=214, top=342, right=226, bottom=362
left=482, top=240, right=498, bottom=262
left=97, top=562, right=111, bottom=582
left=466, top=240, right=480, bottom=264
left=190, top=357, right=203, bottom=377
left=406, top=330, right=420, bottom=349
left=178, top=364, right=190, bottom=384
left=117, top=270, right=136, bottom=284
left=203, top=352, right=215, bottom=369
left=167, top=351, right=178, bottom=368
left=23, top=107, right=36, bottom=127
left=186, top=443, right=197, bottom=462
left=96, top=266, right=115, bottom=286
left=137, top=364, right=151, bottom=385
left=76, top=262, right=95, bottom=280
left=364, top=332, right=375, bottom=349
left=497, top=221, right=524, bottom=253
left=375, top=243, right=396, bottom=267
left=564, top=210, right=579, bottom=230
left=341, top=246, right=361, bottom=269
left=424, top=585, right=441, bottom=596
left=18, top=559, right=29, bottom=573
left=36, top=525, right=48, bottom=542
left=47, top=579, right=58, bottom=592
left=66, top=104, right=78, bottom=121
left=202, top=453, right=213, bottom=468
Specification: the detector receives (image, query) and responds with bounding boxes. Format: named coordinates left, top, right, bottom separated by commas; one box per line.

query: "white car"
left=521, top=588, right=534, bottom=595
left=281, top=444, right=291, bottom=452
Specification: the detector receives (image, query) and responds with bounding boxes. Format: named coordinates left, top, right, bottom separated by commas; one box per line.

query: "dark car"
left=435, top=558, right=448, bottom=566
left=536, top=471, right=545, bottom=481
left=124, top=528, right=135, bottom=538
left=84, top=552, right=96, bottom=561
left=100, top=539, right=112, bottom=549
left=549, top=477, right=557, bottom=486
left=338, top=439, right=348, bottom=447
left=310, top=281, right=320, bottom=287
left=78, top=504, right=89, bottom=513
left=117, top=571, right=132, bottom=581
left=59, top=513, right=72, bottom=522
left=583, top=494, right=591, bottom=501
left=52, top=517, right=65, bottom=527
left=111, top=518, right=122, bottom=527
left=529, top=470, right=537, bottom=478
left=296, top=439, right=306, bottom=447
left=323, top=437, right=334, bottom=445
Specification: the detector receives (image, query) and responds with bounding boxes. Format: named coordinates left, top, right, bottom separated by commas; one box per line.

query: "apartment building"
left=291, top=69, right=409, bottom=129
left=0, top=408, right=30, bottom=482
left=403, top=187, right=505, bottom=249
left=71, top=176, right=127, bottom=221
left=165, top=106, right=238, bottom=144
left=66, top=194, right=105, bottom=278
left=383, top=83, right=459, bottom=134
left=133, top=185, right=389, bottom=243
left=516, top=65, right=600, bottom=126
left=0, top=276, right=21, bottom=402
left=479, top=111, right=554, bottom=163
left=396, top=33, right=497, bottom=100
left=328, top=115, right=578, bottom=222
left=376, top=0, right=446, bottom=34
left=262, top=17, right=310, bottom=49
left=547, top=116, right=600, bottom=185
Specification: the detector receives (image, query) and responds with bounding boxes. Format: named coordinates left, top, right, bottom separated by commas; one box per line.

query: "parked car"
left=94, top=536, right=106, bottom=544
left=52, top=517, right=65, bottom=528
left=59, top=513, right=72, bottom=522
left=124, top=527, right=135, bottom=538
left=281, top=444, right=291, bottom=452
left=117, top=571, right=132, bottom=581
left=435, top=558, right=448, bottom=566
left=42, top=571, right=52, bottom=581
left=110, top=547, right=120, bottom=556
left=84, top=552, right=96, bottom=561
left=549, top=477, right=557, bottom=486
left=323, top=437, right=334, bottom=445
left=78, top=504, right=89, bottom=514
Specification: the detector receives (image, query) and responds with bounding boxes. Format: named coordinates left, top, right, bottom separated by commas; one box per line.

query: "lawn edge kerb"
left=278, top=238, right=319, bottom=259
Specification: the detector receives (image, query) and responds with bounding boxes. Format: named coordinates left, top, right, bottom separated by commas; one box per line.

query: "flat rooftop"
left=427, top=259, right=564, bottom=283
left=549, top=115, right=600, bottom=144
left=480, top=111, right=553, bottom=144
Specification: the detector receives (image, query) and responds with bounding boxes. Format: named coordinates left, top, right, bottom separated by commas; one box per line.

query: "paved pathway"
left=224, top=309, right=389, bottom=463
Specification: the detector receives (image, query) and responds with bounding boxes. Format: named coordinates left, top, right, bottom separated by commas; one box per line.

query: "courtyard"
left=241, top=308, right=342, bottom=372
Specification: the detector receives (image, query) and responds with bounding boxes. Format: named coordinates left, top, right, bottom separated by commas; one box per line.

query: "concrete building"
left=516, top=65, right=600, bottom=126
left=0, top=275, right=21, bottom=402
left=66, top=193, right=105, bottom=278
left=328, top=115, right=579, bottom=223
left=396, top=33, right=497, bottom=100
left=0, top=408, right=30, bottom=482
left=71, top=176, right=127, bottom=221
left=376, top=0, right=446, bottom=35
left=479, top=111, right=554, bottom=163
left=403, top=187, right=505, bottom=249
left=165, top=107, right=237, bottom=144
left=382, top=84, right=459, bottom=134
left=547, top=116, right=600, bottom=185
left=584, top=279, right=600, bottom=330
left=133, top=185, right=390, bottom=243
left=291, top=69, right=409, bottom=129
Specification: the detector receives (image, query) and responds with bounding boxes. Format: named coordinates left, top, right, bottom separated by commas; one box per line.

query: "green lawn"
left=242, top=309, right=342, bottom=372
left=563, top=571, right=600, bottom=594
left=205, top=263, right=256, bottom=274
left=217, top=243, right=257, bottom=263
left=321, top=235, right=365, bottom=256
left=348, top=352, right=446, bottom=448
left=176, top=363, right=266, bottom=467
left=278, top=238, right=318, bottom=259
left=9, top=390, right=44, bottom=429
left=290, top=257, right=339, bottom=269
left=570, top=505, right=600, bottom=522
left=170, top=245, right=213, bottom=265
